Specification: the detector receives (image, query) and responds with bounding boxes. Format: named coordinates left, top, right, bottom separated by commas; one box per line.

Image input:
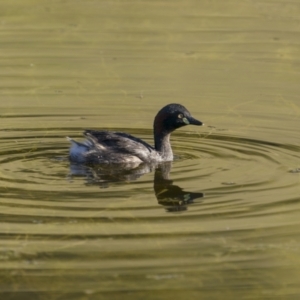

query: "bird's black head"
left=154, top=103, right=203, bottom=134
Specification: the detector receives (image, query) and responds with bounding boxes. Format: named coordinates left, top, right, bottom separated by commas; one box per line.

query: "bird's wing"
left=83, top=130, right=155, bottom=162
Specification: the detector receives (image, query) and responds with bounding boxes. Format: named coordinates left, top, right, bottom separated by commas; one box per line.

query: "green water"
left=1, top=0, right=300, bottom=299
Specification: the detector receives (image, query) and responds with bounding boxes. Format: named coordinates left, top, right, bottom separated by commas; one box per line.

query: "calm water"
left=1, top=0, right=300, bottom=299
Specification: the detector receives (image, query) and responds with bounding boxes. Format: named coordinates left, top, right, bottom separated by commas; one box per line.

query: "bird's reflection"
left=153, top=162, right=204, bottom=212
left=69, top=161, right=204, bottom=211
left=69, top=162, right=154, bottom=187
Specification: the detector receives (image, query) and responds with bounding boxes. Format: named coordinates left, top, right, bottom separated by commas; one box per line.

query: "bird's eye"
left=178, top=113, right=184, bottom=119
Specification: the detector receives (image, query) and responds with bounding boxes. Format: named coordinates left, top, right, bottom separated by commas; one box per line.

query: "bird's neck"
left=154, top=131, right=173, bottom=161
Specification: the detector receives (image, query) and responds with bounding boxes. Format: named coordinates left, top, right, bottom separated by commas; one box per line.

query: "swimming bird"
left=67, top=103, right=203, bottom=164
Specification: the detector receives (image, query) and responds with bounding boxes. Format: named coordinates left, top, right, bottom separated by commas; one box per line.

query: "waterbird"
left=67, top=103, right=203, bottom=164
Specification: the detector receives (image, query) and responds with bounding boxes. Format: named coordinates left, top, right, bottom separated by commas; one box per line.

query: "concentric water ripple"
left=1, top=127, right=300, bottom=223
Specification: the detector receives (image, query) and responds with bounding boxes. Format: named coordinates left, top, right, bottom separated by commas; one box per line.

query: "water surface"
left=1, top=0, right=300, bottom=299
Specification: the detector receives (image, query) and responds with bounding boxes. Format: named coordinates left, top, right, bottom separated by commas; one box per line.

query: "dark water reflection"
left=70, top=161, right=204, bottom=212
left=154, top=162, right=204, bottom=212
